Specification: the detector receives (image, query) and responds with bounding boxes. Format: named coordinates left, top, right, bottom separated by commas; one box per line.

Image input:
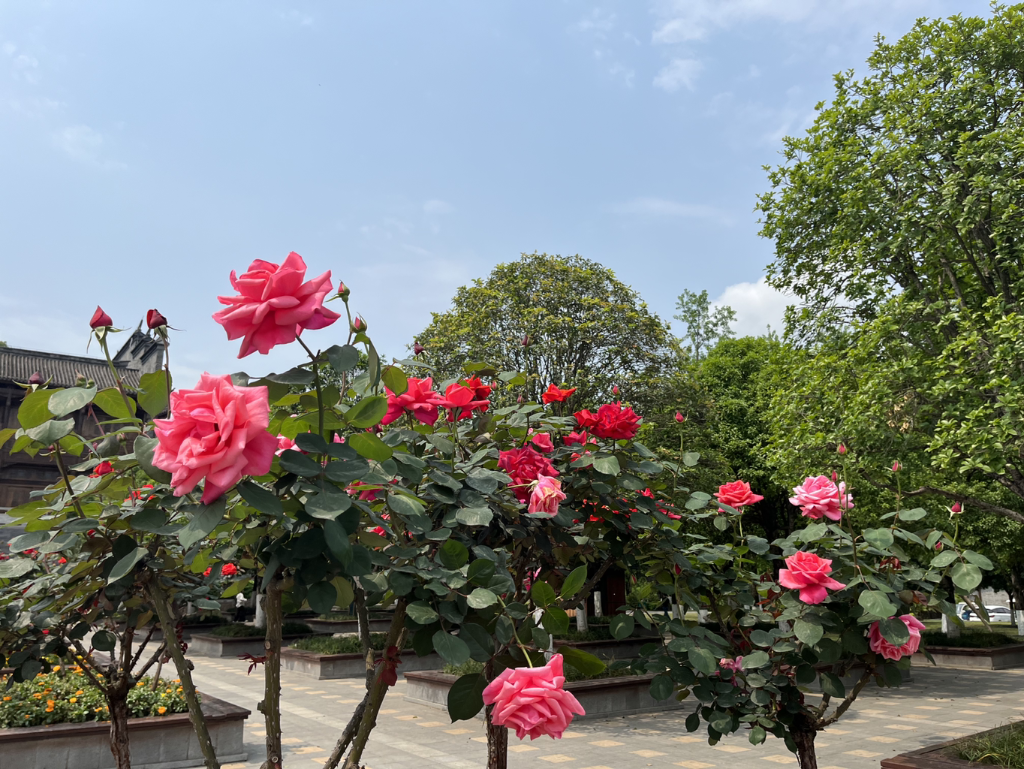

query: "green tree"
left=758, top=5, right=1024, bottom=536
left=674, top=289, right=736, bottom=360
left=416, top=253, right=675, bottom=410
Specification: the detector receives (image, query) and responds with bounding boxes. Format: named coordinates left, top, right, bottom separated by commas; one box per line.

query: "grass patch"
left=210, top=622, right=312, bottom=638
left=922, top=629, right=1020, bottom=649
left=957, top=722, right=1024, bottom=769
left=290, top=633, right=397, bottom=655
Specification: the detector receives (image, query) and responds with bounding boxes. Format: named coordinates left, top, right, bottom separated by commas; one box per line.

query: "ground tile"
left=539, top=755, right=576, bottom=763
left=633, top=749, right=666, bottom=757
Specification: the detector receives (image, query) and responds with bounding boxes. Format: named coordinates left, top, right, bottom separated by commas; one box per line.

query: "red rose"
left=89, top=306, right=113, bottom=329
left=439, top=383, right=490, bottom=422
left=382, top=377, right=443, bottom=426
left=499, top=447, right=558, bottom=502
left=714, top=480, right=764, bottom=510
left=203, top=567, right=212, bottom=577
left=221, top=563, right=238, bottom=577
left=573, top=403, right=641, bottom=440
left=146, top=309, right=168, bottom=329
left=530, top=432, right=554, bottom=453
left=463, top=377, right=493, bottom=401
left=91, top=461, right=114, bottom=477
left=542, top=384, right=577, bottom=404
left=562, top=431, right=594, bottom=447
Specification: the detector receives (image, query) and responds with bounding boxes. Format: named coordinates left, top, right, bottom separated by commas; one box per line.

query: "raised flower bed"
left=281, top=634, right=441, bottom=679
left=912, top=630, right=1024, bottom=671
left=189, top=621, right=316, bottom=658
left=305, top=613, right=394, bottom=635
left=882, top=722, right=1022, bottom=769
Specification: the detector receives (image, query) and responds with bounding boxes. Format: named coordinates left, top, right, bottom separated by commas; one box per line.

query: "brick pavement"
left=189, top=657, right=1024, bottom=769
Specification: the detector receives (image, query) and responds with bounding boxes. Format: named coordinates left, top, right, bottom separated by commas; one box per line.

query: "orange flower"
left=70, top=697, right=78, bottom=704
left=157, top=706, right=167, bottom=715
left=32, top=693, right=42, bottom=699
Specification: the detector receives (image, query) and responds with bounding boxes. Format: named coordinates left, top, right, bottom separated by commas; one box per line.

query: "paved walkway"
left=191, top=656, right=1024, bottom=769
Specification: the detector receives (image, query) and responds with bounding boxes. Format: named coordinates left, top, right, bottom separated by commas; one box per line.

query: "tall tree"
left=673, top=289, right=736, bottom=360
left=416, top=252, right=675, bottom=410
left=758, top=5, right=1024, bottom=532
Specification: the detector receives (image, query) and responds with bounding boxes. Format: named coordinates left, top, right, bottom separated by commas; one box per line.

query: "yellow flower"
left=176, top=687, right=182, bottom=693
left=75, top=690, right=84, bottom=696
left=24, top=715, right=29, bottom=719
left=52, top=666, right=60, bottom=672
left=157, top=706, right=167, bottom=715
left=69, top=697, right=77, bottom=704
left=136, top=681, right=145, bottom=687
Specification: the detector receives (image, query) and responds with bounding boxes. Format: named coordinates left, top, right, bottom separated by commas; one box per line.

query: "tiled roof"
left=0, top=346, right=143, bottom=389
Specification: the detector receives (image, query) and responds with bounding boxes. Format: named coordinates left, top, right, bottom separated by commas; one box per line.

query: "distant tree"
left=674, top=289, right=736, bottom=360
left=416, top=252, right=675, bottom=411
left=0, top=341, right=7, bottom=348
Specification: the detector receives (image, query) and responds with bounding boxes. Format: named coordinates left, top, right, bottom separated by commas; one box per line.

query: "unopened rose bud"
left=89, top=306, right=113, bottom=329
left=27, top=372, right=44, bottom=386
left=413, top=341, right=425, bottom=356
left=612, top=385, right=620, bottom=395
left=521, top=334, right=531, bottom=347
left=837, top=443, right=847, bottom=455
left=517, top=395, right=524, bottom=404
left=831, top=471, right=838, bottom=482
left=146, top=309, right=168, bottom=329
left=951, top=501, right=962, bottom=514
left=892, top=460, right=901, bottom=472
left=338, top=281, right=350, bottom=301
left=352, top=316, right=366, bottom=333
left=674, top=412, right=685, bottom=423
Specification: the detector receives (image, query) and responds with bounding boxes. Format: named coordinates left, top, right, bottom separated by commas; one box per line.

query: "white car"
left=962, top=605, right=1013, bottom=623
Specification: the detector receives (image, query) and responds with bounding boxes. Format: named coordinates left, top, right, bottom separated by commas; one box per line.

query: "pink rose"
left=482, top=655, right=585, bottom=740
left=153, top=373, right=277, bottom=503
left=868, top=614, right=926, bottom=661
left=714, top=480, right=764, bottom=510
left=778, top=551, right=846, bottom=605
left=530, top=432, right=554, bottom=453
left=789, top=475, right=854, bottom=521
left=528, top=476, right=565, bottom=516
left=718, top=657, right=744, bottom=674
left=382, top=377, right=444, bottom=426
left=499, top=447, right=559, bottom=503
left=213, top=252, right=341, bottom=358
left=275, top=435, right=297, bottom=456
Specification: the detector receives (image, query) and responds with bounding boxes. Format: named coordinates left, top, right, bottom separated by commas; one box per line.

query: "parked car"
left=961, top=605, right=1013, bottom=623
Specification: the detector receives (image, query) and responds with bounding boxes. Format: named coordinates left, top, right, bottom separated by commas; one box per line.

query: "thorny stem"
left=297, top=337, right=326, bottom=440
left=96, top=332, right=139, bottom=425
left=52, top=446, right=86, bottom=518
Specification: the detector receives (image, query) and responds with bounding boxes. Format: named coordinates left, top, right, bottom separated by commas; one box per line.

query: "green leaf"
left=591, top=456, right=620, bottom=476
left=325, top=344, right=360, bottom=372
left=459, top=623, right=494, bottom=662
left=897, top=508, right=928, bottom=522
left=650, top=673, right=674, bottom=701
left=266, top=367, right=315, bottom=385
left=931, top=550, right=958, bottom=568
left=237, top=481, right=283, bottom=517
left=306, top=491, right=353, bottom=520
left=560, top=565, right=587, bottom=600
left=467, top=588, right=498, bottom=609
left=432, top=631, right=471, bottom=666
left=448, top=673, right=486, bottom=723
left=382, top=366, right=408, bottom=397
left=750, top=725, right=767, bottom=746
left=295, top=433, right=329, bottom=454
left=742, top=650, right=770, bottom=669
left=389, top=492, right=426, bottom=519
left=279, top=450, right=323, bottom=477
left=324, top=458, right=370, bottom=483
left=137, top=371, right=170, bottom=417
left=134, top=436, right=173, bottom=483
left=688, top=647, right=718, bottom=675
left=467, top=559, right=495, bottom=586
left=407, top=601, right=439, bottom=625
left=793, top=618, right=824, bottom=646
left=439, top=539, right=469, bottom=570
left=48, top=386, right=97, bottom=418
left=323, top=519, right=351, bottom=562
left=9, top=532, right=47, bottom=552
left=609, top=615, right=635, bottom=640
left=541, top=607, right=570, bottom=636
left=94, top=388, right=135, bottom=420
left=862, top=528, right=894, bottom=550
left=878, top=617, right=911, bottom=646
left=681, top=451, right=700, bottom=467
left=18, top=389, right=54, bottom=428
left=0, top=559, right=34, bottom=579
left=92, top=630, right=117, bottom=652
left=345, top=396, right=389, bottom=428
left=750, top=629, right=775, bottom=648
left=746, top=536, right=770, bottom=555
left=348, top=432, right=393, bottom=461
left=25, top=419, right=74, bottom=445
left=531, top=581, right=556, bottom=607
left=557, top=646, right=607, bottom=676
left=820, top=672, right=846, bottom=698
left=456, top=507, right=493, bottom=527
left=951, top=562, right=983, bottom=591
left=178, top=498, right=226, bottom=549
left=962, top=550, right=994, bottom=570
left=858, top=591, right=897, bottom=620
left=307, top=582, right=338, bottom=615
left=108, top=547, right=147, bottom=582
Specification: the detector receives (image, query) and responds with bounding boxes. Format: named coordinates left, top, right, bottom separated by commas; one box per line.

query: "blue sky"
left=0, top=0, right=993, bottom=384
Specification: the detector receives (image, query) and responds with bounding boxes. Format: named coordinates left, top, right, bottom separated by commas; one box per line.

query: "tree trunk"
left=792, top=717, right=817, bottom=769
left=1010, top=571, right=1024, bottom=635
left=260, top=577, right=284, bottom=769
left=108, top=690, right=133, bottom=769
left=485, top=705, right=508, bottom=769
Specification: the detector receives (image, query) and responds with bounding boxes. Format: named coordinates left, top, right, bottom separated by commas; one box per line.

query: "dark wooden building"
left=0, top=331, right=163, bottom=511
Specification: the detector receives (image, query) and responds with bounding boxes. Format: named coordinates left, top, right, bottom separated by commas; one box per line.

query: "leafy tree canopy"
left=674, top=289, right=736, bottom=360
left=416, top=252, right=675, bottom=411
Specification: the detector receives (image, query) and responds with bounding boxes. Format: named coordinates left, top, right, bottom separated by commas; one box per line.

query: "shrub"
left=290, top=633, right=395, bottom=655
left=922, top=630, right=1017, bottom=649
left=210, top=622, right=312, bottom=638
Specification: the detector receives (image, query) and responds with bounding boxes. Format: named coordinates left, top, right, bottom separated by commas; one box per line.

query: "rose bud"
left=27, top=372, right=44, bottom=386
left=951, top=501, right=963, bottom=514
left=338, top=281, right=350, bottom=301
left=674, top=412, right=685, bottom=423
left=146, top=309, right=168, bottom=329
left=521, top=334, right=531, bottom=347
left=837, top=443, right=847, bottom=455
left=831, top=471, right=838, bottom=482
left=612, top=385, right=620, bottom=395
left=352, top=316, right=367, bottom=332
left=891, top=460, right=901, bottom=472
left=90, top=306, right=113, bottom=329
left=413, top=341, right=425, bottom=356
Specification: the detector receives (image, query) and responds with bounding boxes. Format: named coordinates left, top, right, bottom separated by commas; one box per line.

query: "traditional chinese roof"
left=0, top=331, right=163, bottom=390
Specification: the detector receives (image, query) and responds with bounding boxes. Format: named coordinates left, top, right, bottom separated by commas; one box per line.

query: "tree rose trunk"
left=260, top=577, right=284, bottom=769
left=486, top=706, right=508, bottom=769
left=792, top=717, right=818, bottom=769
left=108, top=690, right=132, bottom=769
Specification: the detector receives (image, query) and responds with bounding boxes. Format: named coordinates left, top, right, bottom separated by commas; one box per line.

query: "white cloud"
left=573, top=9, right=616, bottom=36
left=612, top=197, right=731, bottom=223
left=281, top=10, right=314, bottom=26
left=52, top=125, right=126, bottom=170
left=713, top=277, right=791, bottom=337
left=423, top=199, right=454, bottom=215
left=653, top=58, right=702, bottom=92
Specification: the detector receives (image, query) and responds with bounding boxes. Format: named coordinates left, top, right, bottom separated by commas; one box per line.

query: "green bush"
left=922, top=629, right=1018, bottom=649
left=441, top=657, right=627, bottom=683
left=958, top=722, right=1024, bottom=769
left=290, top=633, right=396, bottom=655
left=210, top=622, right=312, bottom=638
left=0, top=667, right=190, bottom=728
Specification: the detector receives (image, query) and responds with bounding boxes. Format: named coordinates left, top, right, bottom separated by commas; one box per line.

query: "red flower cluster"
left=499, top=447, right=559, bottom=502
left=382, top=377, right=443, bottom=426
left=541, top=384, right=576, bottom=404
left=573, top=403, right=641, bottom=440
left=204, top=564, right=239, bottom=577
left=439, top=382, right=490, bottom=422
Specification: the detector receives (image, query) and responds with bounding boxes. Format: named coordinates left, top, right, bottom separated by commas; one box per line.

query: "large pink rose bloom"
left=789, top=475, right=854, bottom=521
left=528, top=476, right=565, bottom=516
left=868, top=614, right=926, bottom=661
left=778, top=551, right=846, bottom=605
left=482, top=655, right=585, bottom=740
left=382, top=377, right=444, bottom=426
left=213, top=252, right=341, bottom=358
left=153, top=373, right=277, bottom=504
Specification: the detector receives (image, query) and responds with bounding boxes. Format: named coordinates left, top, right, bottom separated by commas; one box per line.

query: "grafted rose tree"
left=631, top=467, right=992, bottom=769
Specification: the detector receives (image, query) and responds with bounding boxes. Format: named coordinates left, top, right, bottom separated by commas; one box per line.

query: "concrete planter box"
left=882, top=722, right=1016, bottom=769
left=190, top=632, right=314, bottom=658
left=405, top=671, right=688, bottom=720
left=558, top=636, right=659, bottom=660
left=281, top=647, right=442, bottom=679
left=0, top=694, right=248, bottom=769
left=306, top=616, right=394, bottom=635
left=912, top=643, right=1024, bottom=670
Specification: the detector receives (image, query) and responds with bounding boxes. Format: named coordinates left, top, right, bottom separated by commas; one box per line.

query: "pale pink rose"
left=718, top=657, right=744, bottom=674
left=868, top=614, right=926, bottom=661
left=153, top=373, right=277, bottom=503
left=789, top=475, right=854, bottom=521
left=382, top=377, right=444, bottom=426
left=482, top=655, right=585, bottom=740
left=528, top=476, right=565, bottom=516
left=778, top=551, right=846, bottom=605
left=213, top=252, right=341, bottom=358
left=530, top=432, right=554, bottom=453
left=275, top=435, right=297, bottom=456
